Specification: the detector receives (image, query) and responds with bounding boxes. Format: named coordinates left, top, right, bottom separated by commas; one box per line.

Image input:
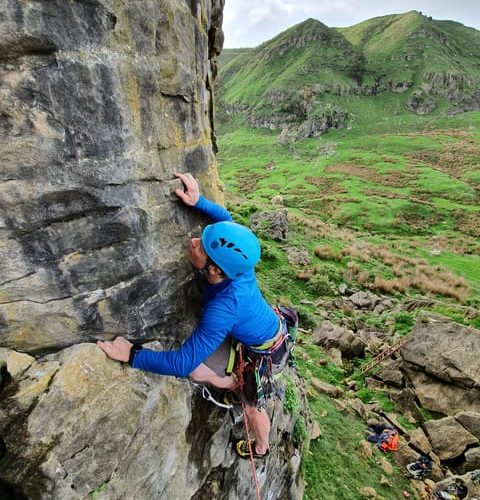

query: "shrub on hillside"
left=371, top=276, right=409, bottom=293
left=393, top=311, right=414, bottom=336
left=260, top=241, right=281, bottom=261
left=297, top=307, right=317, bottom=330
left=308, top=273, right=337, bottom=296
left=314, top=245, right=342, bottom=261
left=412, top=265, right=470, bottom=302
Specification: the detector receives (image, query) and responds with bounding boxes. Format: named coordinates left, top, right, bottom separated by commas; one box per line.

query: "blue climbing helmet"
left=201, top=221, right=261, bottom=279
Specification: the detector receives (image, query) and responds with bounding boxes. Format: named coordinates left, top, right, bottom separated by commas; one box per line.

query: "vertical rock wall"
left=0, top=0, right=224, bottom=352
left=0, top=2, right=306, bottom=499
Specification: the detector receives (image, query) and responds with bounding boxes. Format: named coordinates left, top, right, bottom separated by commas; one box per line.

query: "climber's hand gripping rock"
left=174, top=172, right=200, bottom=206
left=97, top=337, right=133, bottom=363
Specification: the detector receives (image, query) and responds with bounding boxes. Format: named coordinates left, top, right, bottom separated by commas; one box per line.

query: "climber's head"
left=188, top=221, right=261, bottom=280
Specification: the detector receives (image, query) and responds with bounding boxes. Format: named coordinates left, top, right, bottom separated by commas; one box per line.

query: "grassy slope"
left=217, top=112, right=480, bottom=496
left=339, top=11, right=480, bottom=85
left=295, top=342, right=412, bottom=500
left=219, top=114, right=479, bottom=248
left=217, top=15, right=480, bottom=497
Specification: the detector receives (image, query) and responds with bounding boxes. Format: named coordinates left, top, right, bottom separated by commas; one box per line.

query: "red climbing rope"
left=236, top=345, right=261, bottom=500
left=241, top=402, right=262, bottom=500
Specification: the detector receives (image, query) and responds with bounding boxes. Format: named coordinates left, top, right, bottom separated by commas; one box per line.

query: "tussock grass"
left=371, top=276, right=410, bottom=293
left=342, top=242, right=471, bottom=301
left=314, top=245, right=342, bottom=261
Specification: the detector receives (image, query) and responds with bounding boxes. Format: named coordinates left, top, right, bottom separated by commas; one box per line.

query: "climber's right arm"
left=174, top=172, right=232, bottom=222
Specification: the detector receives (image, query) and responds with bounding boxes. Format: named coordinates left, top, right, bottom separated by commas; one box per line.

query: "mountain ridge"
left=217, top=11, right=480, bottom=137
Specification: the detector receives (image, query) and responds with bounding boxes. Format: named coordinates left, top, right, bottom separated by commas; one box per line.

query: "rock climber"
left=97, top=172, right=282, bottom=459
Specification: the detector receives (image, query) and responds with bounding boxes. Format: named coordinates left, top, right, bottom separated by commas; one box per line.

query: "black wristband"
left=128, top=344, right=144, bottom=366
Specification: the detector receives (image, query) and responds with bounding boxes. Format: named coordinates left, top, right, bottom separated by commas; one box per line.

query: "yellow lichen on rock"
left=6, top=350, right=35, bottom=378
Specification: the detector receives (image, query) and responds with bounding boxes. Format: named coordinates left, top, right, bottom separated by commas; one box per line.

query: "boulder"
left=285, top=246, right=310, bottom=265
left=348, top=398, right=368, bottom=419
left=311, top=421, right=322, bottom=440
left=423, top=416, right=478, bottom=460
left=400, top=313, right=480, bottom=414
left=373, top=299, right=394, bottom=315
left=430, top=458, right=446, bottom=482
left=388, top=388, right=417, bottom=414
left=358, top=330, right=388, bottom=353
left=365, top=377, right=385, bottom=390
left=326, top=347, right=344, bottom=366
left=456, top=412, right=480, bottom=439
left=311, top=378, right=343, bottom=397
left=250, top=209, right=288, bottom=241
left=376, top=359, right=404, bottom=388
left=271, top=195, right=284, bottom=206
left=348, top=291, right=381, bottom=310
left=408, top=370, right=480, bottom=416
left=379, top=456, right=393, bottom=475
left=407, top=428, right=432, bottom=455
left=432, top=472, right=480, bottom=499
left=5, top=350, right=36, bottom=379
left=312, top=320, right=364, bottom=358
left=357, top=440, right=373, bottom=460
left=380, top=475, right=390, bottom=488
left=464, top=448, right=480, bottom=471
left=358, top=486, right=378, bottom=498
left=392, top=436, right=420, bottom=471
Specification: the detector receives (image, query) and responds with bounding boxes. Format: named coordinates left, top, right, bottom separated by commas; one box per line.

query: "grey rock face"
left=400, top=313, right=480, bottom=414
left=0, top=2, right=306, bottom=500
left=250, top=209, right=288, bottom=241
left=0, top=0, right=225, bottom=352
left=424, top=416, right=478, bottom=461
left=0, top=344, right=305, bottom=499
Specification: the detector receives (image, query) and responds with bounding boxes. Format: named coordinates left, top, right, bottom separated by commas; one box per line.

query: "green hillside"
left=339, top=11, right=480, bottom=90
left=216, top=111, right=480, bottom=500
left=216, top=14, right=480, bottom=499
left=217, top=12, right=480, bottom=134
left=219, top=18, right=361, bottom=97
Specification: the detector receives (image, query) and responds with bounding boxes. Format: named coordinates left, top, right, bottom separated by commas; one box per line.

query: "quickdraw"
left=191, top=382, right=233, bottom=410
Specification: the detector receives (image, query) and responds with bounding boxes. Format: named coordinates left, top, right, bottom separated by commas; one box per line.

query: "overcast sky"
left=223, top=0, right=480, bottom=48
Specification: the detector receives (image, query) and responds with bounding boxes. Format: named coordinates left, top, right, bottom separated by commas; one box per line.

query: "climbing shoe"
left=234, top=439, right=269, bottom=460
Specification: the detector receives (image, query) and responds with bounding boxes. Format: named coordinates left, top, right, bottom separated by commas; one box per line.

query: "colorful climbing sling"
left=232, top=305, right=298, bottom=409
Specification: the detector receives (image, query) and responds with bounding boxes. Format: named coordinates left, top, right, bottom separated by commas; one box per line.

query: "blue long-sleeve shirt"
left=132, top=195, right=279, bottom=377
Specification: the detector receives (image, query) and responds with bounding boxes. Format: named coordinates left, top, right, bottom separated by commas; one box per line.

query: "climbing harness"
left=191, top=306, right=298, bottom=500
left=241, top=306, right=298, bottom=408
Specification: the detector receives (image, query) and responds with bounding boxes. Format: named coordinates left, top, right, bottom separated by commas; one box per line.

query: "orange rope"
left=242, top=402, right=262, bottom=500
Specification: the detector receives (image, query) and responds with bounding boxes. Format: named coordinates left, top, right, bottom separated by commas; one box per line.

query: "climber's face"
left=188, top=237, right=208, bottom=269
